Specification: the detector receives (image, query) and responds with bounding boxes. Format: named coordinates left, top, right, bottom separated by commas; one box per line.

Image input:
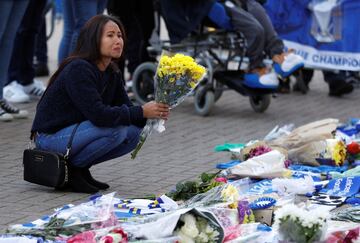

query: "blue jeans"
left=8, top=0, right=46, bottom=86
left=0, top=0, right=29, bottom=99
left=58, top=0, right=107, bottom=64
left=35, top=121, right=142, bottom=168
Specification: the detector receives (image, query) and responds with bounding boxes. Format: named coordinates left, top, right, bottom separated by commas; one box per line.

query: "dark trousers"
left=8, top=0, right=46, bottom=86
left=35, top=17, right=48, bottom=64
left=225, top=0, right=284, bottom=69
left=245, top=0, right=284, bottom=58
left=107, top=0, right=155, bottom=78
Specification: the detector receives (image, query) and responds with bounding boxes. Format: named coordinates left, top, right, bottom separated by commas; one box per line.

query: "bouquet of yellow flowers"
left=131, top=52, right=206, bottom=159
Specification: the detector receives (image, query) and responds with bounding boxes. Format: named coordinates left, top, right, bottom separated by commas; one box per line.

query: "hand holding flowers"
left=131, top=52, right=206, bottom=159
left=142, top=101, right=170, bottom=120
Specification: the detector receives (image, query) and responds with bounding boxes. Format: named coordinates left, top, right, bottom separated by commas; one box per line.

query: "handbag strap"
left=64, top=123, right=80, bottom=159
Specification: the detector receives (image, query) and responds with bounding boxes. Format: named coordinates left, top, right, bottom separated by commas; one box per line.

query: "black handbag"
left=23, top=124, right=79, bottom=188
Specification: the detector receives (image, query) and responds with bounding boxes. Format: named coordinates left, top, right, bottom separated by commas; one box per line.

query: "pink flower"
left=100, top=235, right=114, bottom=243
left=246, top=146, right=272, bottom=159
left=67, top=231, right=96, bottom=243
left=215, top=177, right=228, bottom=183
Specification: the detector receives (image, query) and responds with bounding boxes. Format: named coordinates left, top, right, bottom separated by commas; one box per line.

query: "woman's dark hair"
left=47, top=14, right=126, bottom=88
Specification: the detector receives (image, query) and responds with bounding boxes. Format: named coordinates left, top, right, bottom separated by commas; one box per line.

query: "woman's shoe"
left=82, top=168, right=110, bottom=190
left=0, top=99, right=28, bottom=119
left=68, top=166, right=99, bottom=193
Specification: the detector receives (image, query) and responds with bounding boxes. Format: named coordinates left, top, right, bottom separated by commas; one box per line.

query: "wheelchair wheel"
left=132, top=62, right=157, bottom=105
left=214, top=81, right=224, bottom=102
left=194, top=85, right=215, bottom=116
left=249, top=94, right=271, bottom=113
left=200, top=78, right=223, bottom=102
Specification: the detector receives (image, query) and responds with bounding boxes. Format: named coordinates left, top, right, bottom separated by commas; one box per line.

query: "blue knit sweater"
left=31, top=59, right=146, bottom=134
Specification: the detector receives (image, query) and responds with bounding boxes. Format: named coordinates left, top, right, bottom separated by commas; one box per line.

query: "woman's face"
left=99, top=20, right=124, bottom=60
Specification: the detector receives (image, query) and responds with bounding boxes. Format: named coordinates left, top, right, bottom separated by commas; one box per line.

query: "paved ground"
left=0, top=20, right=359, bottom=232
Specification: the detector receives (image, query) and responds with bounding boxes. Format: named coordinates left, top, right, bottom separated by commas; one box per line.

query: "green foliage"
left=167, top=172, right=223, bottom=201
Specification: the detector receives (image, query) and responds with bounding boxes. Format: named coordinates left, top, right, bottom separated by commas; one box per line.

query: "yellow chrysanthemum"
left=189, top=82, right=197, bottom=89
left=157, top=54, right=206, bottom=82
left=221, top=184, right=240, bottom=202
left=326, top=139, right=346, bottom=166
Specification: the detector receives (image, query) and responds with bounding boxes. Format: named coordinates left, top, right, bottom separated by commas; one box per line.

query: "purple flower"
left=247, top=146, right=272, bottom=159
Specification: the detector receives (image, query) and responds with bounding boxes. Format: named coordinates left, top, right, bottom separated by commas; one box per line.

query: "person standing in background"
left=0, top=0, right=29, bottom=121
left=34, top=16, right=50, bottom=77
left=107, top=0, right=155, bottom=82
left=58, top=0, right=107, bottom=64
left=3, top=0, right=47, bottom=104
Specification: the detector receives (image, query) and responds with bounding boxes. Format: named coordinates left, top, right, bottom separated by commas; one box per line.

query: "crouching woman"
left=31, top=15, right=169, bottom=193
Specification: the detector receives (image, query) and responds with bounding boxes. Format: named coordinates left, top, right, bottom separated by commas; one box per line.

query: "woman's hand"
left=142, top=101, right=170, bottom=120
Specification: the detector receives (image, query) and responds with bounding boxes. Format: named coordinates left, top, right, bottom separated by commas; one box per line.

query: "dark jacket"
left=31, top=59, right=146, bottom=134
left=160, top=0, right=215, bottom=43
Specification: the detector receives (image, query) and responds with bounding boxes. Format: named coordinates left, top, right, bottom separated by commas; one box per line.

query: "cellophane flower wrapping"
left=7, top=193, right=117, bottom=240
left=174, top=212, right=221, bottom=243
left=131, top=51, right=206, bottom=159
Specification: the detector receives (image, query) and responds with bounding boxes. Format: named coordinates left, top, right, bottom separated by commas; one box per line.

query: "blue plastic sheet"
left=289, top=164, right=348, bottom=174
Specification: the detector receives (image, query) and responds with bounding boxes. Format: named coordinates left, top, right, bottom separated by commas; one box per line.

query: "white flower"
left=208, top=229, right=220, bottom=241
left=275, top=204, right=327, bottom=229
left=196, top=232, right=209, bottom=242
left=175, top=229, right=195, bottom=243
left=180, top=214, right=199, bottom=238
left=196, top=217, right=208, bottom=232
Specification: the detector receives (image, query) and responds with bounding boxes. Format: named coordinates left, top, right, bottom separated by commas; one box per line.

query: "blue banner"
left=265, top=0, right=360, bottom=71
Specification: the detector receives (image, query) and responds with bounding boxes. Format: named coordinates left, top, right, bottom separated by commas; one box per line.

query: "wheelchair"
left=131, top=25, right=305, bottom=116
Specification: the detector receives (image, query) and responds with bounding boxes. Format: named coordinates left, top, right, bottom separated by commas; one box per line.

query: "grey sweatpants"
left=226, top=0, right=284, bottom=69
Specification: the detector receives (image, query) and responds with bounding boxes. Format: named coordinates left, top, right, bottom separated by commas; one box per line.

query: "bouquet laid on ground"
left=131, top=52, right=206, bottom=159
left=121, top=208, right=223, bottom=242
left=274, top=204, right=328, bottom=243
left=7, top=193, right=117, bottom=240
left=174, top=213, right=221, bottom=243
left=269, top=119, right=342, bottom=166
left=315, top=138, right=347, bottom=166
left=167, top=172, right=225, bottom=201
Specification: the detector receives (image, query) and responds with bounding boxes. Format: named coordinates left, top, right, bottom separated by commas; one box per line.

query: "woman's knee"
left=110, top=125, right=141, bottom=144
left=126, top=125, right=142, bottom=143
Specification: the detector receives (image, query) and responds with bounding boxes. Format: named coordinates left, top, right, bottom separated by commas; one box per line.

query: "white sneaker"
left=22, top=79, right=46, bottom=98
left=3, top=81, right=30, bottom=103
left=281, top=53, right=304, bottom=72
left=0, top=99, right=28, bottom=119
left=0, top=107, right=13, bottom=122
left=259, top=72, right=279, bottom=87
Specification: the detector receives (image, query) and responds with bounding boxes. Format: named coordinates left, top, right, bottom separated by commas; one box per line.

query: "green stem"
left=131, top=137, right=146, bottom=159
